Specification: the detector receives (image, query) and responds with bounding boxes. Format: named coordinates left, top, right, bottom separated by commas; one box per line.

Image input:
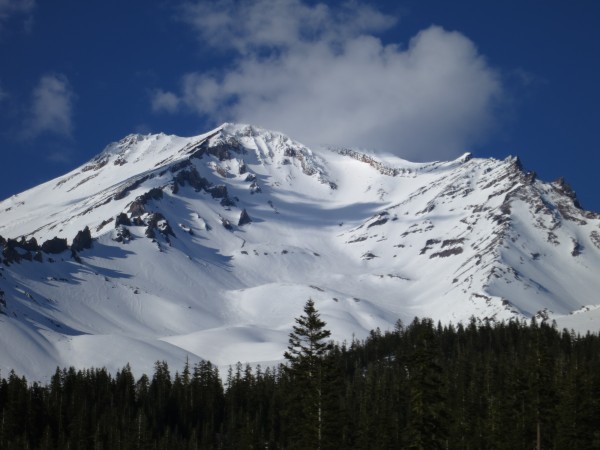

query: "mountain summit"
left=1, top=123, right=599, bottom=379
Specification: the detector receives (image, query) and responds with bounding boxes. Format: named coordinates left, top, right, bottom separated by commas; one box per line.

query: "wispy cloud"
left=151, top=89, right=180, bottom=114
left=23, top=74, right=75, bottom=140
left=0, top=0, right=35, bottom=30
left=157, top=0, right=504, bottom=160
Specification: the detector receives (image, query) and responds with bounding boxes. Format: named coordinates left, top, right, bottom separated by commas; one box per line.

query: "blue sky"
left=1, top=0, right=599, bottom=211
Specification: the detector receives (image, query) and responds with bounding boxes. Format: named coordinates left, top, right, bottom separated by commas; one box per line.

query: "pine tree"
left=284, top=298, right=333, bottom=449
left=404, top=318, right=449, bottom=450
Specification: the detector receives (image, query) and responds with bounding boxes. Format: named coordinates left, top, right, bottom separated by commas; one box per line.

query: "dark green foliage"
left=1, top=317, right=600, bottom=449
left=283, top=298, right=335, bottom=449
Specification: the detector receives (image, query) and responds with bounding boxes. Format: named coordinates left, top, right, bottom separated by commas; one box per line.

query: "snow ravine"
left=1, top=123, right=599, bottom=381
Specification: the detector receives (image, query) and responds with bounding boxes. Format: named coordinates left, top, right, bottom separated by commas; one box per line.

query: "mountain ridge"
left=1, top=123, right=599, bottom=380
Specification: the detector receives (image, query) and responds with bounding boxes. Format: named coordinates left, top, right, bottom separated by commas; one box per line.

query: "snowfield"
left=1, top=123, right=599, bottom=381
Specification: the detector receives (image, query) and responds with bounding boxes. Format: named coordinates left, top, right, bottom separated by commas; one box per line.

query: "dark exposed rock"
left=145, top=226, right=155, bottom=240
left=367, top=213, right=389, bottom=228
left=215, top=165, right=229, bottom=178
left=249, top=182, right=261, bottom=194
left=524, top=171, right=537, bottom=184
left=128, top=188, right=164, bottom=217
left=347, top=236, right=367, bottom=243
left=238, top=209, right=252, bottom=226
left=113, top=226, right=132, bottom=243
left=336, top=149, right=411, bottom=177
left=591, top=231, right=600, bottom=250
left=18, top=237, right=40, bottom=252
left=2, top=245, right=21, bottom=264
left=96, top=217, right=114, bottom=232
left=82, top=156, right=109, bottom=172
left=190, top=137, right=245, bottom=161
left=209, top=185, right=228, bottom=199
left=115, top=212, right=132, bottom=227
left=221, top=217, right=233, bottom=230
left=571, top=240, right=582, bottom=257
left=71, top=226, right=93, bottom=253
left=128, top=200, right=146, bottom=217
left=41, top=237, right=68, bottom=254
left=204, top=142, right=231, bottom=160
left=419, top=239, right=441, bottom=255
left=220, top=197, right=236, bottom=207
left=416, top=202, right=436, bottom=215
left=245, top=173, right=256, bottom=182
left=208, top=185, right=235, bottom=206
left=172, top=168, right=211, bottom=193
left=143, top=188, right=164, bottom=201
left=441, top=238, right=465, bottom=248
left=80, top=196, right=112, bottom=216
left=153, top=158, right=185, bottom=176
left=0, top=236, right=41, bottom=265
left=113, top=175, right=152, bottom=201
left=430, top=247, right=464, bottom=258
left=145, top=213, right=175, bottom=241
left=208, top=141, right=244, bottom=160
left=553, top=177, right=581, bottom=208
left=33, top=251, right=43, bottom=262
left=71, top=249, right=82, bottom=262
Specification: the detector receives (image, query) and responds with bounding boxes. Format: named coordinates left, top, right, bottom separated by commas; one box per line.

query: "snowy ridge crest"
left=0, top=123, right=599, bottom=380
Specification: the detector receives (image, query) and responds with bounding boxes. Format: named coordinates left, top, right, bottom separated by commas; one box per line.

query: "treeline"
left=1, top=316, right=600, bottom=449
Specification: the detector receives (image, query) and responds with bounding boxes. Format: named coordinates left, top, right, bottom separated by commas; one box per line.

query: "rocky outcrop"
left=335, top=148, right=411, bottom=177
left=238, top=209, right=252, bottom=226
left=113, top=226, right=131, bottom=243
left=188, top=135, right=245, bottom=161
left=115, top=212, right=132, bottom=227
left=172, top=167, right=211, bottom=194
left=208, top=185, right=235, bottom=206
left=41, top=237, right=68, bottom=254
left=553, top=177, right=581, bottom=208
left=114, top=175, right=152, bottom=201
left=71, top=226, right=93, bottom=253
left=145, top=213, right=175, bottom=241
left=1, top=237, right=43, bottom=265
left=128, top=188, right=164, bottom=217
left=2, top=242, right=21, bottom=264
left=19, top=237, right=40, bottom=252
left=220, top=217, right=233, bottom=230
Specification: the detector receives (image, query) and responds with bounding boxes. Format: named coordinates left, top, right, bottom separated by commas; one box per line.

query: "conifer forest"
left=1, top=300, right=600, bottom=449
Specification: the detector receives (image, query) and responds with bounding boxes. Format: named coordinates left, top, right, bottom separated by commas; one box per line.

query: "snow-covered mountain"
left=1, top=123, right=600, bottom=380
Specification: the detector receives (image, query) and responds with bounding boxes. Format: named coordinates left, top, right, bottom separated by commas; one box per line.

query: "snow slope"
left=1, top=123, right=599, bottom=380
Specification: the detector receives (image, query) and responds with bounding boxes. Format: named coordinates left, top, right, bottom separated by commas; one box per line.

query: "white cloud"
left=181, top=0, right=395, bottom=54
left=0, top=0, right=35, bottom=28
left=163, top=0, right=504, bottom=160
left=151, top=89, right=180, bottom=113
left=24, top=74, right=74, bottom=139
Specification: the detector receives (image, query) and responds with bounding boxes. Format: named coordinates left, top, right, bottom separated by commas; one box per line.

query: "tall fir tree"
left=284, top=298, right=333, bottom=449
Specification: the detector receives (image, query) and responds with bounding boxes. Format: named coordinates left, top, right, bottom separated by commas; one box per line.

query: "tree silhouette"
left=284, top=299, right=332, bottom=449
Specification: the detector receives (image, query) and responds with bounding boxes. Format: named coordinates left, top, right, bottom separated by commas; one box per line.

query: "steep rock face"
left=0, top=123, right=599, bottom=380
left=71, top=227, right=93, bottom=253
left=238, top=209, right=252, bottom=226
left=41, top=237, right=68, bottom=254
